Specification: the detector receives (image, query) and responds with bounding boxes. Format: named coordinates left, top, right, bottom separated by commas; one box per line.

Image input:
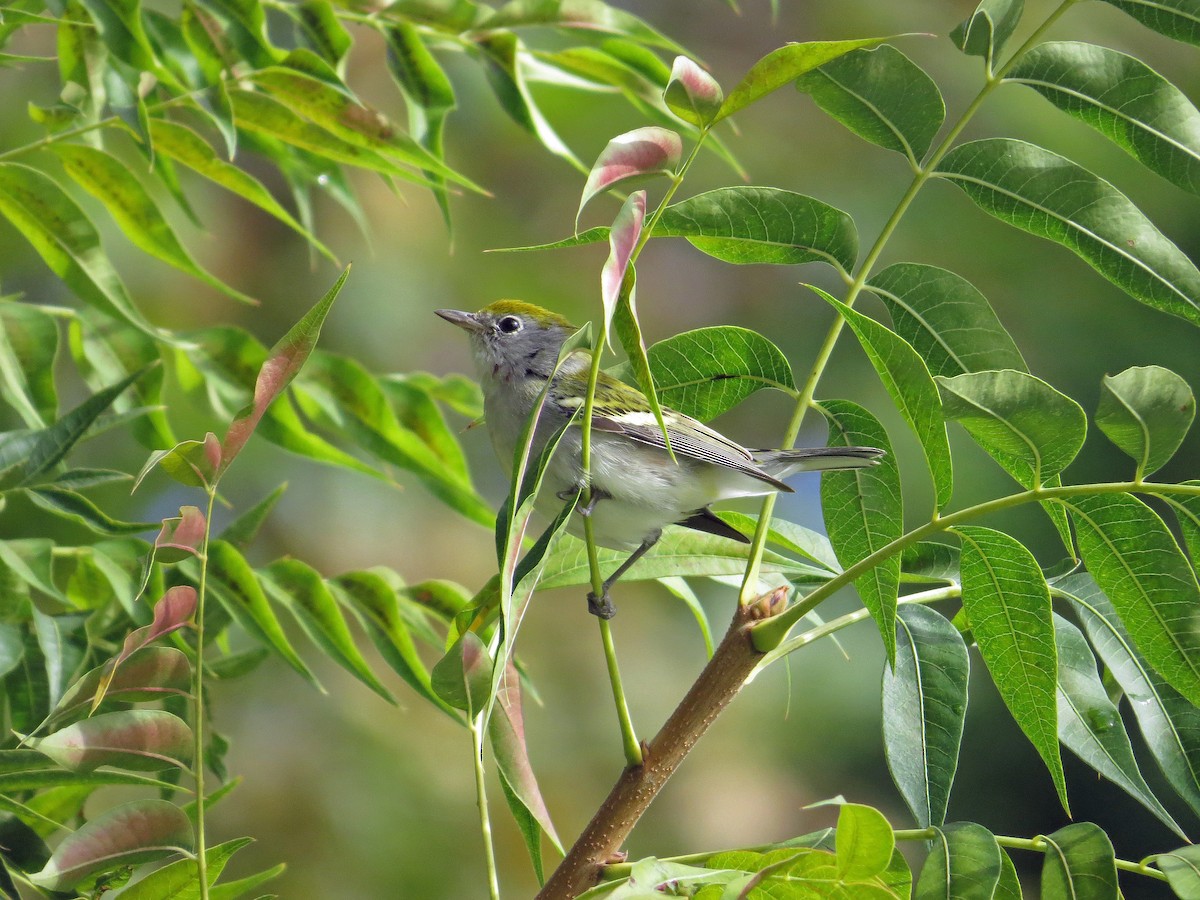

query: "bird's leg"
left=558, top=486, right=608, bottom=517
left=587, top=530, right=661, bottom=619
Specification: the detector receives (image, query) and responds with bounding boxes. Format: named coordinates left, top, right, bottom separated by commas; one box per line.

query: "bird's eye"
left=497, top=315, right=523, bottom=334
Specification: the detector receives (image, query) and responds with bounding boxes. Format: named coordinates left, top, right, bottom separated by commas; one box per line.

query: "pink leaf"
left=601, top=190, right=646, bottom=342
left=577, top=127, right=680, bottom=227
left=52, top=647, right=191, bottom=724
left=154, top=508, right=206, bottom=563
left=29, top=799, right=193, bottom=891
left=220, top=266, right=349, bottom=473
left=490, top=660, right=560, bottom=849
left=31, top=709, right=193, bottom=773
left=665, top=56, right=724, bottom=127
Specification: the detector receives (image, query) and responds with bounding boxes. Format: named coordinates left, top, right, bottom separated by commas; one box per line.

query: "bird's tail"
left=753, top=446, right=884, bottom=479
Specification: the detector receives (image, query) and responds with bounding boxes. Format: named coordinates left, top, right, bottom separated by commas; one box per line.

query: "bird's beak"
left=435, top=309, right=486, bottom=333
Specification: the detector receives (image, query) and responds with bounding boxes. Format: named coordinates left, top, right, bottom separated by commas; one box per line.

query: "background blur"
left=3, top=0, right=1200, bottom=896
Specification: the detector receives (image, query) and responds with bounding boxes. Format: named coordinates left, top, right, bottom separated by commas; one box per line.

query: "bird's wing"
left=586, top=371, right=791, bottom=491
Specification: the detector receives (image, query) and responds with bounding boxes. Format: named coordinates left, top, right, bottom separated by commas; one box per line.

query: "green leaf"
left=657, top=186, right=858, bottom=274
left=331, top=570, right=457, bottom=718
left=936, top=369, right=1081, bottom=551
left=200, top=541, right=321, bottom=690
left=1161, top=480, right=1200, bottom=575
left=0, top=367, right=149, bottom=488
left=900, top=541, right=961, bottom=585
left=52, top=144, right=256, bottom=305
left=813, top=287, right=953, bottom=509
left=1100, top=0, right=1200, bottom=47
left=30, top=709, right=192, bottom=773
left=0, top=302, right=58, bottom=427
left=1159, top=845, right=1200, bottom=897
left=1007, top=42, right=1200, bottom=196
left=1053, top=613, right=1184, bottom=838
left=609, top=325, right=794, bottom=422
left=1059, top=572, right=1200, bottom=820
left=1063, top=493, right=1200, bottom=706
left=537, top=529, right=831, bottom=591
left=951, top=0, right=1024, bottom=63
left=1096, top=365, right=1195, bottom=478
left=259, top=558, right=396, bottom=703
left=716, top=511, right=840, bottom=572
left=867, top=263, right=1026, bottom=378
left=28, top=799, right=192, bottom=891
left=956, top=526, right=1067, bottom=810
left=476, top=31, right=585, bottom=171
left=994, top=849, right=1023, bottom=900
left=936, top=138, right=1200, bottom=328
left=914, top=822, right=1002, bottom=900
left=1040, top=823, right=1118, bottom=900
left=480, top=0, right=684, bottom=53
left=149, top=118, right=337, bottom=262
left=24, top=487, right=157, bottom=535
left=76, top=0, right=165, bottom=80
left=379, top=375, right=471, bottom=480
left=294, top=350, right=492, bottom=526
left=219, top=483, right=287, bottom=549
left=820, top=399, right=901, bottom=661
left=0, top=163, right=161, bottom=339
left=431, top=631, right=491, bottom=713
left=937, top=370, right=1086, bottom=485
left=114, top=837, right=253, bottom=899
left=715, top=37, right=892, bottom=123
left=835, top=803, right=894, bottom=880
left=883, top=605, right=969, bottom=829
left=796, top=44, right=945, bottom=162
left=192, top=0, right=281, bottom=69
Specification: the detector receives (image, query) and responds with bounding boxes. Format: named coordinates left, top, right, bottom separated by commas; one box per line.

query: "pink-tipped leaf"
left=31, top=709, right=193, bottom=773
left=577, top=127, right=680, bottom=228
left=601, top=190, right=646, bottom=344
left=154, top=510, right=207, bottom=564
left=134, top=432, right=221, bottom=490
left=220, top=266, right=349, bottom=474
left=665, top=56, right=724, bottom=127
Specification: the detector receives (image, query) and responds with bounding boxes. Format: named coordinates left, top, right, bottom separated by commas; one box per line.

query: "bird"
left=437, top=300, right=883, bottom=618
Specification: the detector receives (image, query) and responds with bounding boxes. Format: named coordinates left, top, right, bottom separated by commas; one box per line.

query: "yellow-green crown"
left=479, top=300, right=574, bottom=329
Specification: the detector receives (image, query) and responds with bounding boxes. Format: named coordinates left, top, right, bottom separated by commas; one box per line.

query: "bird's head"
left=436, top=301, right=576, bottom=382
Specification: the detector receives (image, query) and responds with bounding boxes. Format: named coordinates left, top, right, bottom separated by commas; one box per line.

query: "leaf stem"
left=471, top=713, right=502, bottom=900
left=736, top=0, right=1085, bottom=607
left=894, top=828, right=1169, bottom=882
left=752, top=480, right=1200, bottom=651
left=192, top=486, right=217, bottom=900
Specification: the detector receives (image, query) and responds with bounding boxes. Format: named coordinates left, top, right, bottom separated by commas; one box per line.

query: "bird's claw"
left=587, top=590, right=617, bottom=619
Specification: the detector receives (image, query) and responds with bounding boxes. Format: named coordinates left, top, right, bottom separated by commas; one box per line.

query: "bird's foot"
left=587, top=590, right=617, bottom=619
left=559, top=488, right=607, bottom=518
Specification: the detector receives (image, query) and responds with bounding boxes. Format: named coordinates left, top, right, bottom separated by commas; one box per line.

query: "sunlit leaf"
left=936, top=139, right=1200, bottom=328
left=883, top=605, right=969, bottom=829
left=820, top=400, right=901, bottom=661
left=835, top=803, right=894, bottom=880
left=1159, top=845, right=1200, bottom=897
left=0, top=302, right=58, bottom=427
left=1007, top=41, right=1200, bottom=195
left=28, top=799, right=192, bottom=891
left=796, top=44, right=945, bottom=161
left=813, top=288, right=952, bottom=508
left=115, top=837, right=254, bottom=899
left=1095, top=365, right=1195, bottom=478
left=956, top=526, right=1067, bottom=810
left=867, top=263, right=1026, bottom=378
left=1064, top=493, right=1200, bottom=706
left=716, top=37, right=892, bottom=122
left=0, top=164, right=161, bottom=338
left=481, top=0, right=685, bottom=53
left=601, top=189, right=645, bottom=337
left=609, top=325, right=794, bottom=422
left=260, top=558, right=395, bottom=703
left=664, top=56, right=723, bottom=127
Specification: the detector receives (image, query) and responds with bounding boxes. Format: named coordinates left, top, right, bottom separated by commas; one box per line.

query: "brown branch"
left=537, top=586, right=787, bottom=899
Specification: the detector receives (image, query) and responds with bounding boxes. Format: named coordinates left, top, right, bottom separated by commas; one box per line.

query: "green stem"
left=192, top=487, right=218, bottom=900
left=755, top=585, right=961, bottom=672
left=894, top=828, right=1169, bottom=882
left=752, top=480, right=1200, bottom=651
left=598, top=617, right=641, bottom=766
left=737, top=0, right=1087, bottom=607
left=471, top=715, right=502, bottom=900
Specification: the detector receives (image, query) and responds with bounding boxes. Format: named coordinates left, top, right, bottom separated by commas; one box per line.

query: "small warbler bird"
left=437, top=300, right=883, bottom=618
